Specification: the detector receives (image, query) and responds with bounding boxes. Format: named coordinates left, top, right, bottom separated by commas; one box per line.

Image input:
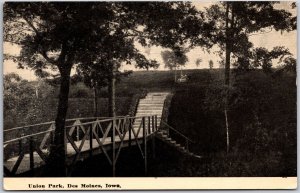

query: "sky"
left=3, top=1, right=297, bottom=81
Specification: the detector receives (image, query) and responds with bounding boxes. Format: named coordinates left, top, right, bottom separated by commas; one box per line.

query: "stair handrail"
left=128, top=90, right=147, bottom=117
left=161, top=121, right=194, bottom=143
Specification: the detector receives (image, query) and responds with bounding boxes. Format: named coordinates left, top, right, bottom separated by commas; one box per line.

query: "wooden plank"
left=114, top=129, right=128, bottom=163
left=39, top=123, right=54, bottom=150
left=29, top=137, right=34, bottom=173
left=143, top=117, right=147, bottom=175
left=66, top=134, right=80, bottom=154
left=131, top=121, right=144, bottom=158
left=93, top=131, right=112, bottom=165
left=11, top=152, right=24, bottom=174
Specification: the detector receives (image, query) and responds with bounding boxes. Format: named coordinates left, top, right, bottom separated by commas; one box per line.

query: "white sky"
left=3, top=2, right=297, bottom=80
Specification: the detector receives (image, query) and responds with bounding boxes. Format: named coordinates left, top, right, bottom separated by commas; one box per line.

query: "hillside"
left=84, top=69, right=296, bottom=177
left=4, top=69, right=296, bottom=177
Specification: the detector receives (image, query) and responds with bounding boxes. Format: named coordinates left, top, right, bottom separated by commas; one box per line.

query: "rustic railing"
left=160, top=93, right=174, bottom=127
left=4, top=115, right=159, bottom=177
left=128, top=90, right=147, bottom=117
left=160, top=121, right=194, bottom=152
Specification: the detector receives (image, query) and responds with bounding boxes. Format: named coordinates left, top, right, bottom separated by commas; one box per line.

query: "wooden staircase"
left=133, top=92, right=169, bottom=131
left=133, top=92, right=202, bottom=159
left=156, top=124, right=202, bottom=159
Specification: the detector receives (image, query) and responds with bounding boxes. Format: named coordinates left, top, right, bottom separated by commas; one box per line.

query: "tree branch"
left=23, top=17, right=40, bottom=36
left=3, top=39, right=22, bottom=45
left=39, top=50, right=57, bottom=64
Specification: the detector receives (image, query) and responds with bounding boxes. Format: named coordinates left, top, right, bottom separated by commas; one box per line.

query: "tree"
left=4, top=2, right=211, bottom=176
left=161, top=49, right=188, bottom=82
left=209, top=60, right=214, bottom=70
left=195, top=58, right=202, bottom=68
left=4, top=73, right=35, bottom=127
left=205, top=2, right=296, bottom=152
left=75, top=62, right=132, bottom=117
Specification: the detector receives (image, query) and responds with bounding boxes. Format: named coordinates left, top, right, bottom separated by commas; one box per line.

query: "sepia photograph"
left=2, top=1, right=297, bottom=190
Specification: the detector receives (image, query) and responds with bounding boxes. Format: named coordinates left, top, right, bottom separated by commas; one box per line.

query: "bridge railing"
left=4, top=115, right=159, bottom=176
left=3, top=117, right=113, bottom=141
left=64, top=115, right=158, bottom=161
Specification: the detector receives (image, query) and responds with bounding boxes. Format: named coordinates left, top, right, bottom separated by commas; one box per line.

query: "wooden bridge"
left=4, top=92, right=201, bottom=177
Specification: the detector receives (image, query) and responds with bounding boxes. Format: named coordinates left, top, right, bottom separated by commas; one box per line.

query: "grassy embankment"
left=6, top=69, right=296, bottom=177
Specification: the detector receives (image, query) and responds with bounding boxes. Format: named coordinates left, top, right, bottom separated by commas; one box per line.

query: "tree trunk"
left=46, top=64, right=72, bottom=176
left=225, top=2, right=231, bottom=87
left=108, top=64, right=116, bottom=117
left=224, top=2, right=231, bottom=153
left=94, top=87, right=98, bottom=117
left=174, top=66, right=177, bottom=82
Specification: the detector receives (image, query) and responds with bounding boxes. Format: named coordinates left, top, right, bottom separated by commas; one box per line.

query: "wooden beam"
left=143, top=117, right=147, bottom=175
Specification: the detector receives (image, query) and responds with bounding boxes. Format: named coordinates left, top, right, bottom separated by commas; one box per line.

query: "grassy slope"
left=5, top=69, right=296, bottom=177
left=113, top=69, right=296, bottom=177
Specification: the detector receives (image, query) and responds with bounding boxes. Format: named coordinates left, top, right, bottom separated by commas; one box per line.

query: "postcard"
left=3, top=1, right=297, bottom=190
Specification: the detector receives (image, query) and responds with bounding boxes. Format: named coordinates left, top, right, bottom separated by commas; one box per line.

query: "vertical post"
left=151, top=116, right=154, bottom=133
left=167, top=126, right=170, bottom=137
left=76, top=126, right=79, bottom=141
left=48, top=131, right=53, bottom=153
left=29, top=136, right=34, bottom=175
left=112, top=119, right=116, bottom=177
left=148, top=116, right=151, bottom=135
left=143, top=117, right=147, bottom=175
left=129, top=118, right=132, bottom=147
left=152, top=116, right=156, bottom=159
left=155, top=115, right=158, bottom=131
left=89, top=125, right=93, bottom=158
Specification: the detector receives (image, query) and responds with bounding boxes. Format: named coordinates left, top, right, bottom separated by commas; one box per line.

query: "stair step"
left=135, top=113, right=162, bottom=115
left=140, top=99, right=165, bottom=102
left=137, top=109, right=163, bottom=112
left=141, top=98, right=165, bottom=100
left=138, top=107, right=164, bottom=110
left=138, top=103, right=164, bottom=105
left=194, top=155, right=202, bottom=159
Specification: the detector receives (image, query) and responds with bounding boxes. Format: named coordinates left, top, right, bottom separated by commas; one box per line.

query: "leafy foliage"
left=4, top=73, right=57, bottom=128
left=204, top=2, right=296, bottom=73
left=209, top=60, right=214, bottom=69
left=161, top=49, right=189, bottom=70
left=195, top=58, right=202, bottom=68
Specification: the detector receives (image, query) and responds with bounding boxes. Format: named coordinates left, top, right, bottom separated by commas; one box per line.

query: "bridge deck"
left=4, top=133, right=148, bottom=175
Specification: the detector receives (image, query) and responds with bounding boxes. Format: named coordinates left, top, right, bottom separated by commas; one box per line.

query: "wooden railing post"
left=29, top=136, right=34, bottom=176
left=167, top=126, right=170, bottom=137
left=151, top=116, right=154, bottom=133
left=148, top=116, right=151, bottom=135
left=76, top=126, right=80, bottom=141
left=142, top=117, right=147, bottom=175
left=155, top=115, right=158, bottom=131
left=112, top=119, right=116, bottom=177
left=89, top=125, right=93, bottom=158
left=151, top=116, right=156, bottom=159
left=129, top=118, right=132, bottom=147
